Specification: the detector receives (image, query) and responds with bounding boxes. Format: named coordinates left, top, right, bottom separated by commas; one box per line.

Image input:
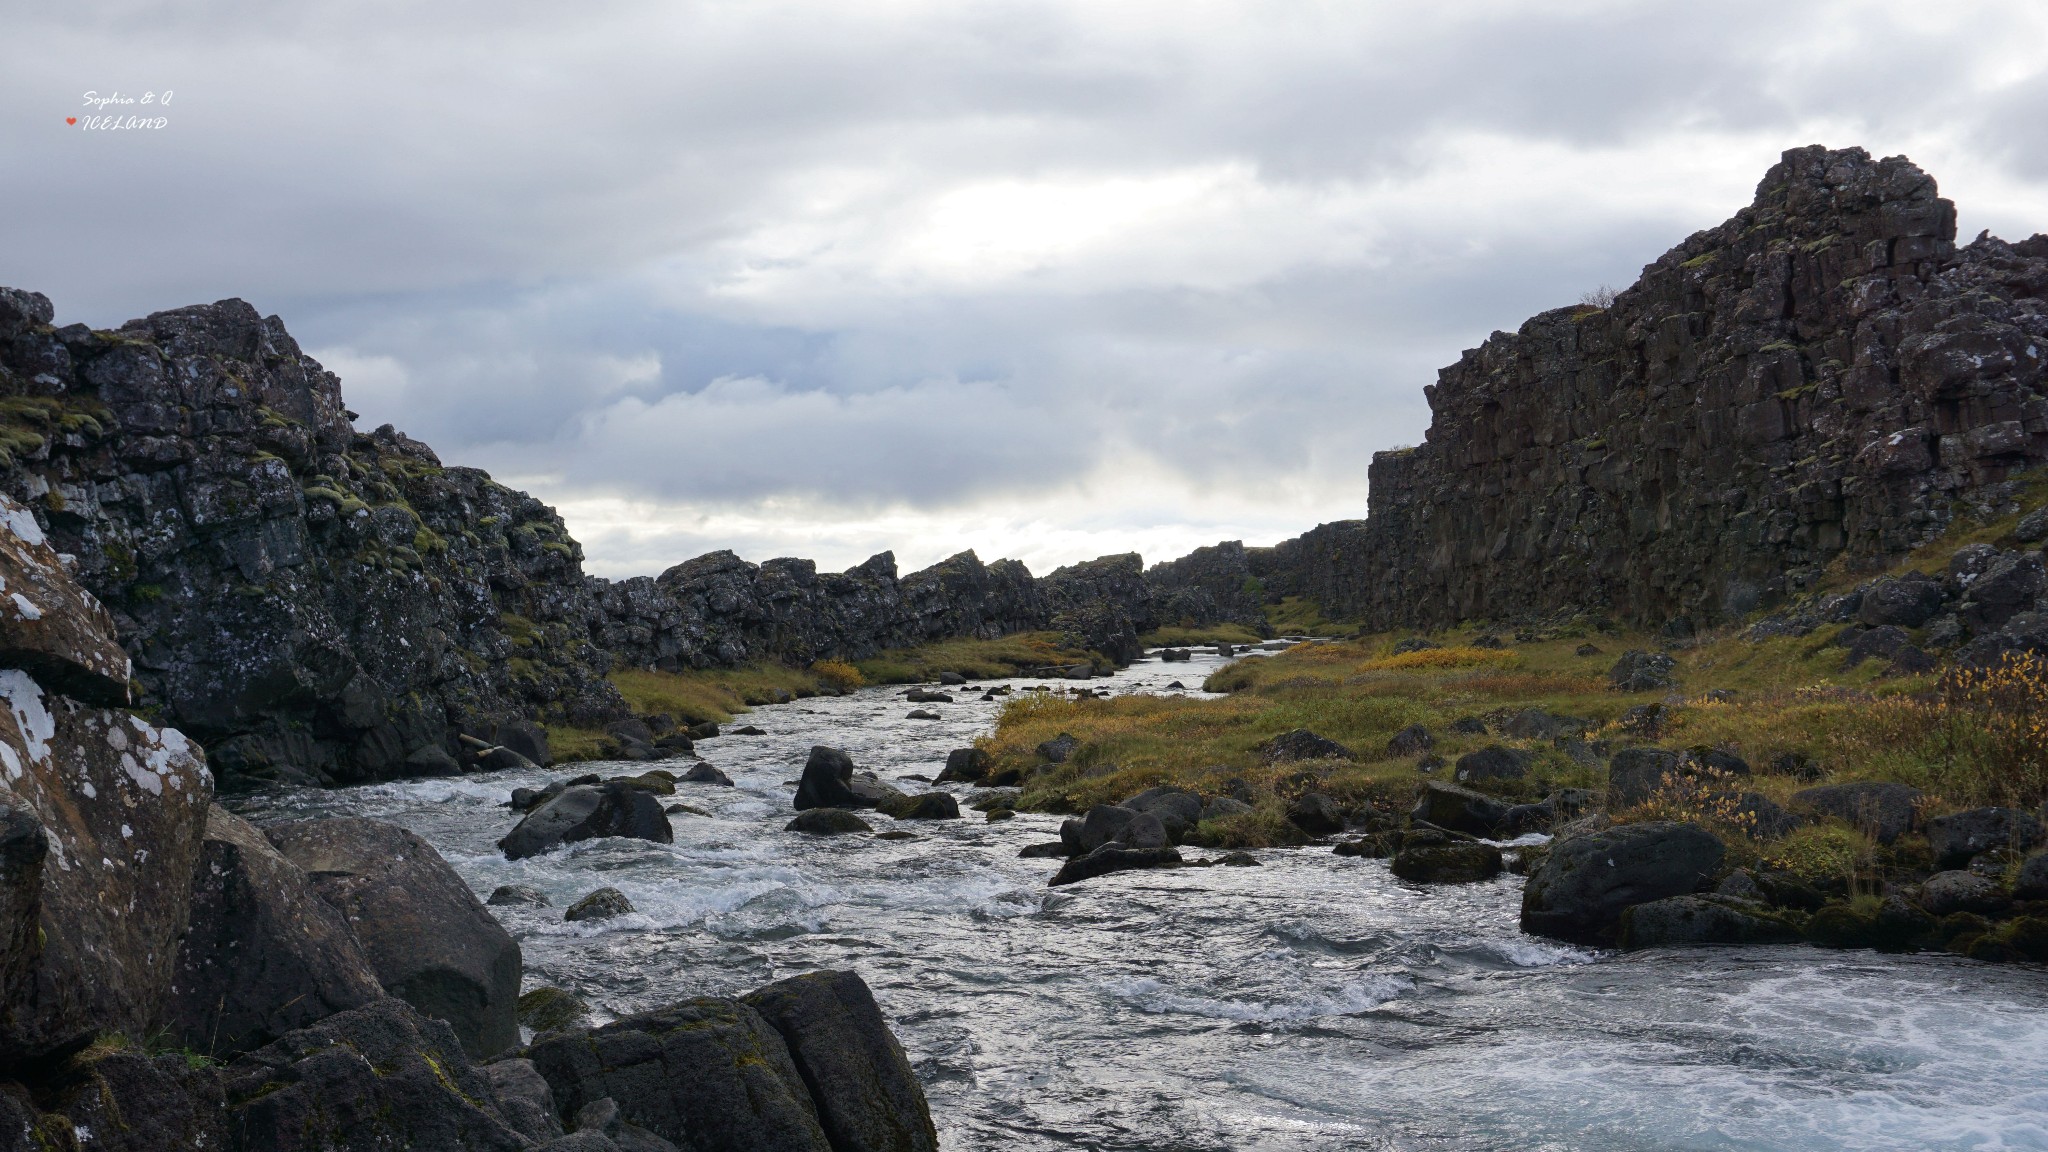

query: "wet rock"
left=223, top=997, right=530, bottom=1152
left=1386, top=724, right=1433, bottom=756
left=681, top=762, right=734, bottom=786
left=1609, top=650, right=1677, bottom=692
left=1858, top=572, right=1947, bottom=628
left=487, top=1057, right=565, bottom=1143
left=984, top=808, right=1014, bottom=822
left=1926, top=806, right=2046, bottom=868
left=794, top=746, right=876, bottom=810
left=165, top=805, right=385, bottom=1057
left=1286, top=792, right=1346, bottom=835
left=402, top=744, right=463, bottom=777
left=1060, top=804, right=1138, bottom=855
left=1617, top=895, right=1802, bottom=949
left=1113, top=811, right=1170, bottom=849
left=904, top=709, right=941, bottom=721
left=1390, top=843, right=1503, bottom=884
left=1259, top=729, right=1356, bottom=762
left=1048, top=844, right=1183, bottom=887
left=267, top=817, right=522, bottom=1059
left=613, top=772, right=676, bottom=795
left=1018, top=842, right=1067, bottom=858
left=936, top=672, right=966, bottom=686
left=1409, top=781, right=1508, bottom=837
left=1217, top=852, right=1261, bottom=866
left=528, top=996, right=833, bottom=1152
left=731, top=725, right=768, bottom=736
left=499, top=782, right=674, bottom=860
left=488, top=883, right=551, bottom=908
left=1789, top=781, right=1925, bottom=844
left=903, top=690, right=951, bottom=704
left=741, top=971, right=939, bottom=1152
left=519, top=986, right=593, bottom=1035
left=876, top=792, right=960, bottom=821
left=787, top=809, right=874, bottom=835
left=1454, top=745, right=1531, bottom=784
left=1521, top=821, right=1726, bottom=944
left=566, top=887, right=636, bottom=922
left=935, top=748, right=988, bottom=784
left=1918, top=870, right=2005, bottom=916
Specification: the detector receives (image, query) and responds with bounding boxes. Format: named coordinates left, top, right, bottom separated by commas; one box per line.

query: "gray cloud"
left=5, top=0, right=2046, bottom=573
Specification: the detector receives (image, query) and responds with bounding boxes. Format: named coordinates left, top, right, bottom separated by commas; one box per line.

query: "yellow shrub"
left=810, top=659, right=865, bottom=693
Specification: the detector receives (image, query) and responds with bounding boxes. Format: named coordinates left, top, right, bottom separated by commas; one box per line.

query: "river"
left=230, top=651, right=2048, bottom=1151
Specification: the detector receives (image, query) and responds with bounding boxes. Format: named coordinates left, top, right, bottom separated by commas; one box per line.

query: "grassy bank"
left=981, top=501, right=2048, bottom=866
left=1138, top=623, right=1266, bottom=648
left=545, top=631, right=1096, bottom=762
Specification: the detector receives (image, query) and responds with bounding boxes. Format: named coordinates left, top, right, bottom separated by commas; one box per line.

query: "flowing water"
left=232, top=652, right=2048, bottom=1151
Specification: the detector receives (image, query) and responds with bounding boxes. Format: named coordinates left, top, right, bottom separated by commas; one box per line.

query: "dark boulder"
left=795, top=746, right=886, bottom=810
left=0, top=1047, right=228, bottom=1152
left=1060, top=804, right=1138, bottom=855
left=1048, top=844, right=1183, bottom=886
left=267, top=818, right=523, bottom=1059
left=1259, top=729, right=1355, bottom=762
left=487, top=1057, right=566, bottom=1143
left=1121, top=787, right=1203, bottom=840
left=1495, top=789, right=1596, bottom=838
left=223, top=997, right=531, bottom=1152
left=1018, top=842, right=1067, bottom=858
left=1858, top=572, right=1947, bottom=628
left=1409, top=781, right=1508, bottom=837
left=1200, top=795, right=1254, bottom=821
left=520, top=987, right=593, bottom=1035
left=165, top=805, right=385, bottom=1057
left=566, top=887, right=636, bottom=922
left=1926, top=806, right=2046, bottom=869
left=1386, top=724, right=1433, bottom=756
left=499, top=783, right=674, bottom=860
left=741, top=971, right=939, bottom=1152
left=935, top=748, right=988, bottom=784
left=529, top=997, right=833, bottom=1152
left=1789, top=781, right=1925, bottom=844
left=1286, top=792, right=1346, bottom=835
left=1036, top=733, right=1079, bottom=763
left=681, top=762, right=734, bottom=786
left=1617, top=896, right=1802, bottom=949
left=1918, top=870, right=2006, bottom=916
left=406, top=744, right=464, bottom=777
left=1609, top=650, right=1677, bottom=692
left=1606, top=747, right=1682, bottom=808
left=1617, top=703, right=1666, bottom=737
left=1390, top=843, right=1502, bottom=883
left=492, top=719, right=553, bottom=767
left=876, top=793, right=960, bottom=821
left=1113, top=811, right=1171, bottom=849
left=1521, top=821, right=1726, bottom=944
left=787, top=809, right=874, bottom=835
left=1454, top=745, right=1531, bottom=784
left=2015, top=851, right=2048, bottom=900
left=488, top=883, right=551, bottom=908
left=1449, top=716, right=1488, bottom=735
left=1499, top=709, right=1587, bottom=740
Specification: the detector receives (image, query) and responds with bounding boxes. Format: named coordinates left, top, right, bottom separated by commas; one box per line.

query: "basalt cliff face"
left=1255, top=146, right=2048, bottom=630
left=0, top=289, right=1165, bottom=789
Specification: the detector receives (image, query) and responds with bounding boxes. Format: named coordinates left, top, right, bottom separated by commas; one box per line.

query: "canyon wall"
left=1254, top=146, right=2048, bottom=630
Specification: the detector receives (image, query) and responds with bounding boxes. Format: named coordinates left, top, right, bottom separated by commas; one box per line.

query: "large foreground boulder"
left=266, top=817, right=522, bottom=1059
left=165, top=805, right=385, bottom=1056
left=223, top=997, right=531, bottom=1151
left=1520, top=821, right=1726, bottom=944
left=0, top=495, right=133, bottom=707
left=530, top=997, right=834, bottom=1152
left=499, top=782, right=674, bottom=860
left=0, top=669, right=213, bottom=1061
left=0, top=1046, right=228, bottom=1152
left=741, top=972, right=939, bottom=1152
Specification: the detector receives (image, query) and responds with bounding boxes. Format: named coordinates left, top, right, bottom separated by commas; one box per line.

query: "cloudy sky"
left=8, top=1, right=2048, bottom=578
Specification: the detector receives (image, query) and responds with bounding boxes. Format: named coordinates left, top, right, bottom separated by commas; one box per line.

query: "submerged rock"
left=788, top=809, right=874, bottom=835
left=1049, top=844, right=1183, bottom=887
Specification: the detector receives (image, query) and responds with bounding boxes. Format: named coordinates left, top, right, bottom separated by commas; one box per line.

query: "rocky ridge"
left=1247, top=146, right=2048, bottom=631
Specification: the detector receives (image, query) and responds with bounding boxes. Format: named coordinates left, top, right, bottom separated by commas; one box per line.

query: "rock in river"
left=267, top=817, right=524, bottom=1059
left=499, top=782, right=675, bottom=861
left=795, top=745, right=904, bottom=810
left=1286, top=792, right=1346, bottom=835
left=1617, top=895, right=1802, bottom=949
left=1049, top=845, right=1183, bottom=887
left=876, top=792, right=960, bottom=821
left=741, top=971, right=940, bottom=1152
left=1390, top=842, right=1503, bottom=883
left=1520, top=820, right=1726, bottom=944
left=788, top=809, right=875, bottom=835
left=566, top=887, right=636, bottom=922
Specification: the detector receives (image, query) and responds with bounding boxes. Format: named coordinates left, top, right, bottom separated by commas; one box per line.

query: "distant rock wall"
left=1254, top=146, right=2048, bottom=630
left=0, top=288, right=1171, bottom=788
left=1143, top=541, right=1270, bottom=635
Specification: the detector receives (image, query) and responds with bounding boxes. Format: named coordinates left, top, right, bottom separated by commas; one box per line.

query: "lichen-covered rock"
left=0, top=1046, right=228, bottom=1152
left=742, top=972, right=938, bottom=1152
left=165, top=805, right=384, bottom=1056
left=529, top=997, right=834, bottom=1152
left=223, top=997, right=530, bottom=1152
left=565, top=887, right=636, bottom=922
left=0, top=669, right=211, bottom=1060
left=265, top=817, right=521, bottom=1059
left=0, top=494, right=130, bottom=706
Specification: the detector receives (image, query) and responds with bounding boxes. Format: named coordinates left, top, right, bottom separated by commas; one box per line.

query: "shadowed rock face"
left=1245, top=146, right=2048, bottom=630
left=1145, top=541, right=1270, bottom=636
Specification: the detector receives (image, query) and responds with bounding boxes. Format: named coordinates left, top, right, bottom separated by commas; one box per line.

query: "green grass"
left=610, top=663, right=826, bottom=726
left=1262, top=596, right=1358, bottom=637
left=1139, top=623, right=1265, bottom=647
left=850, top=631, right=1096, bottom=684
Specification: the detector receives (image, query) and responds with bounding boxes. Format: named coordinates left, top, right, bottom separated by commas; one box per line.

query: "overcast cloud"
left=6, top=0, right=2048, bottom=577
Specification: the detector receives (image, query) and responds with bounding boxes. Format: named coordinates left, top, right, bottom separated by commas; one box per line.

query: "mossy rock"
left=518, top=986, right=590, bottom=1034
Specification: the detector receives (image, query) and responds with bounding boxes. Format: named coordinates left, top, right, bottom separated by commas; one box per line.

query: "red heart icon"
left=65, top=117, right=76, bottom=125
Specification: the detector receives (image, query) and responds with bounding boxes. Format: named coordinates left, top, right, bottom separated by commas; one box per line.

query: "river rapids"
left=232, top=651, right=2048, bottom=1151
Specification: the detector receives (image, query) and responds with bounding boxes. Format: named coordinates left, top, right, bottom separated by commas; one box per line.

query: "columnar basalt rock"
left=1250, top=147, right=2048, bottom=630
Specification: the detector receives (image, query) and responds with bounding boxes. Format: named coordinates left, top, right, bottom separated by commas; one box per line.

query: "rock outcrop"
left=1144, top=541, right=1269, bottom=636
left=1245, top=146, right=2048, bottom=631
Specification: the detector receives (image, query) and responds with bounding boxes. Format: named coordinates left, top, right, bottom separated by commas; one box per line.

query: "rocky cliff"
left=1254, top=146, right=2048, bottom=631
left=1143, top=541, right=1270, bottom=635
left=0, top=289, right=1172, bottom=789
